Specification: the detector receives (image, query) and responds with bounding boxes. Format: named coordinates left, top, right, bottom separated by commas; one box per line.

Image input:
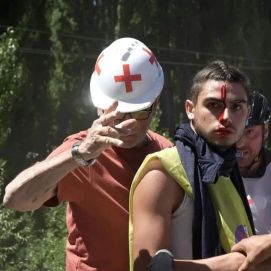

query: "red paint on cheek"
left=218, top=84, right=227, bottom=121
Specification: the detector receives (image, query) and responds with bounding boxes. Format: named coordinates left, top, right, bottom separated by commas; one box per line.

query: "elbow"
left=3, top=188, right=18, bottom=210
left=3, top=185, right=33, bottom=212
left=133, top=250, right=153, bottom=271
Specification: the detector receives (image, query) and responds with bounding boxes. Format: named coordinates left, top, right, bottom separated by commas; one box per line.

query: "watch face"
left=71, top=141, right=95, bottom=167
left=71, top=142, right=88, bottom=166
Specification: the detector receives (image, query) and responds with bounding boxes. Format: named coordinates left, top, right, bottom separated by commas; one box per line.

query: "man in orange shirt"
left=3, top=37, right=172, bottom=271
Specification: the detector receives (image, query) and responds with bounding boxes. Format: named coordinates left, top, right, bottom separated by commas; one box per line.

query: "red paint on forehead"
left=218, top=84, right=227, bottom=121
left=221, top=84, right=227, bottom=101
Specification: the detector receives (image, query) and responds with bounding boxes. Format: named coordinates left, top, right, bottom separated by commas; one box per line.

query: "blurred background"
left=1, top=0, right=271, bottom=270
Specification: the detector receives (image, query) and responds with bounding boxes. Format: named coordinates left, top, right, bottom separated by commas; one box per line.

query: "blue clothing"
left=174, top=123, right=255, bottom=259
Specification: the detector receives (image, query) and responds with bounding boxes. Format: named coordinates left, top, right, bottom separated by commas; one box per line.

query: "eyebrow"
left=204, top=97, right=248, bottom=104
left=230, top=99, right=248, bottom=104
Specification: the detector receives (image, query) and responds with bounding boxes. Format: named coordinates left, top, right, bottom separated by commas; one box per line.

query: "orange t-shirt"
left=47, top=130, right=172, bottom=271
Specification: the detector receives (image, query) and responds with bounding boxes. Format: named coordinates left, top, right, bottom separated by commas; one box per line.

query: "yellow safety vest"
left=129, top=146, right=253, bottom=270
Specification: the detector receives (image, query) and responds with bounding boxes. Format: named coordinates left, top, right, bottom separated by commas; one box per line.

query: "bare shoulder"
left=134, top=160, right=185, bottom=212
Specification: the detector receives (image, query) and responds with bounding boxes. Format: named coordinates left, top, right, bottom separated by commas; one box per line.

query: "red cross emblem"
left=94, top=53, right=104, bottom=75
left=114, top=64, right=142, bottom=93
left=142, top=48, right=158, bottom=67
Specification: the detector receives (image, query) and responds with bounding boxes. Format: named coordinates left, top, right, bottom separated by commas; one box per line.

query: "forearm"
left=3, top=149, right=78, bottom=211
left=174, top=252, right=246, bottom=271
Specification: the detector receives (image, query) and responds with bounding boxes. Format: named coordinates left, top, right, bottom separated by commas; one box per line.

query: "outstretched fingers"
left=95, top=110, right=120, bottom=127
left=92, top=135, right=124, bottom=148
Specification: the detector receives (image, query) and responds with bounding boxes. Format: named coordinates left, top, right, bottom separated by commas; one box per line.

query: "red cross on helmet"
left=90, top=37, right=164, bottom=112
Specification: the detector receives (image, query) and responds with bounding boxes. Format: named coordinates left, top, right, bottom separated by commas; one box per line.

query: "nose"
left=219, top=107, right=231, bottom=125
left=236, top=135, right=245, bottom=149
left=123, top=113, right=133, bottom=120
left=118, top=118, right=137, bottom=129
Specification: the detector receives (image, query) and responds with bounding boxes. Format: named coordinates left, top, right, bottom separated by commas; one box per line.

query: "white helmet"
left=90, top=37, right=164, bottom=112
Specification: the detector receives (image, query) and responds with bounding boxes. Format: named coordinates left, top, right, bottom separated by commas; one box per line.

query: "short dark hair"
left=189, top=60, right=251, bottom=104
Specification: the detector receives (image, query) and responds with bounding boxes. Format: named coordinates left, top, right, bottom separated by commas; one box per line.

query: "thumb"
left=231, top=242, right=245, bottom=253
left=237, top=260, right=249, bottom=271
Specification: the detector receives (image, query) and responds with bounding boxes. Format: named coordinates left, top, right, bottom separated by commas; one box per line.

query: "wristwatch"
left=71, top=141, right=95, bottom=167
left=148, top=249, right=174, bottom=271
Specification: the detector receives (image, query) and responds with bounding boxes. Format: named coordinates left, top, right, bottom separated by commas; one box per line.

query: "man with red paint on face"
left=129, top=60, right=271, bottom=271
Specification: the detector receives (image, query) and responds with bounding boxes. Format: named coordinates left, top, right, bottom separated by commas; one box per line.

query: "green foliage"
left=0, top=160, right=31, bottom=270
left=150, top=105, right=172, bottom=141
left=20, top=206, right=66, bottom=271
left=0, top=206, right=66, bottom=271
left=0, top=160, right=66, bottom=270
left=0, top=208, right=32, bottom=270
left=0, top=28, right=23, bottom=146
left=1, top=0, right=271, bottom=270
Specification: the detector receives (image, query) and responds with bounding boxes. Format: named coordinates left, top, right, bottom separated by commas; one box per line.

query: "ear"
left=246, top=105, right=251, bottom=123
left=185, top=99, right=195, bottom=121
